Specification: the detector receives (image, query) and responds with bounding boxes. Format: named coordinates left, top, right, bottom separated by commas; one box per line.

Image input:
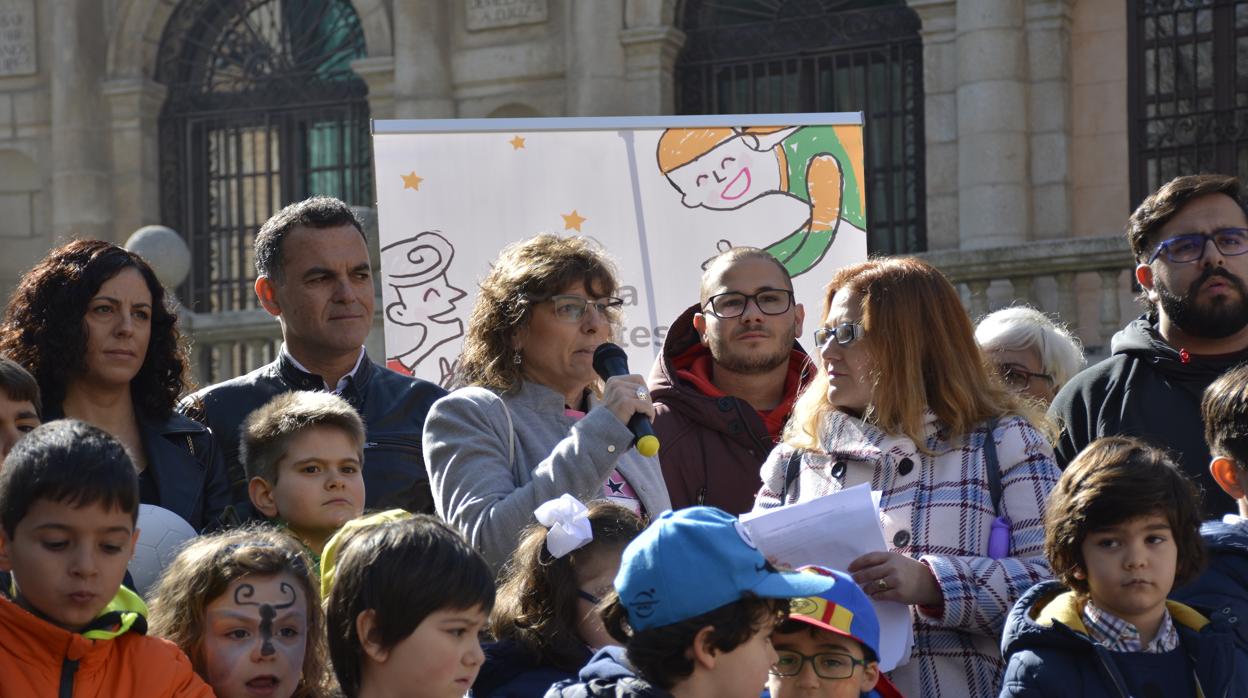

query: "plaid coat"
left=754, top=410, right=1059, bottom=698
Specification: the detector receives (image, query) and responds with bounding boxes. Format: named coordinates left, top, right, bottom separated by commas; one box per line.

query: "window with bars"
left=157, top=0, right=372, bottom=313
left=1128, top=0, right=1248, bottom=206
left=675, top=0, right=926, bottom=255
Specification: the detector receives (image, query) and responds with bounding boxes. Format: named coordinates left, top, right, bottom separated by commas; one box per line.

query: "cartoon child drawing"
left=381, top=232, right=467, bottom=388
left=657, top=125, right=866, bottom=277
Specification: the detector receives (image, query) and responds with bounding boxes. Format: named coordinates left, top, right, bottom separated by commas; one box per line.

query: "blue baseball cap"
left=784, top=566, right=882, bottom=660
left=614, top=507, right=836, bottom=631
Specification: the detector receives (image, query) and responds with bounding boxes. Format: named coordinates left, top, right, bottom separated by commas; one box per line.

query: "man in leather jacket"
left=182, top=197, right=445, bottom=517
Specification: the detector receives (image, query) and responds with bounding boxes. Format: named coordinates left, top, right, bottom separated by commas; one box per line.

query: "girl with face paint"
left=148, top=528, right=334, bottom=698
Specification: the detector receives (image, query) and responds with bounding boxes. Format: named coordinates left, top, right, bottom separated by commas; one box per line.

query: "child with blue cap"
left=768, top=566, right=903, bottom=698
left=545, top=506, right=836, bottom=698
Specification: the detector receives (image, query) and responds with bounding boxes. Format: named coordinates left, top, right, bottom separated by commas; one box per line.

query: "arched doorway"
left=157, top=0, right=371, bottom=313
left=675, top=0, right=925, bottom=255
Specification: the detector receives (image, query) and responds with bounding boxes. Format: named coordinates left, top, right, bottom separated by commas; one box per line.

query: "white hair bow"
left=534, top=494, right=593, bottom=558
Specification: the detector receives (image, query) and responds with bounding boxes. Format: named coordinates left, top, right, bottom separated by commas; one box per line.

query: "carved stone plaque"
left=0, top=0, right=35, bottom=77
left=466, top=0, right=547, bottom=31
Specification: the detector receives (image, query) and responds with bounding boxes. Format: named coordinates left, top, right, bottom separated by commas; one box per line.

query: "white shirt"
left=281, top=344, right=367, bottom=394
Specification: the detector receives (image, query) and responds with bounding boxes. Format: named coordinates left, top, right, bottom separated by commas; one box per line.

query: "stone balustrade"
left=917, top=234, right=1138, bottom=357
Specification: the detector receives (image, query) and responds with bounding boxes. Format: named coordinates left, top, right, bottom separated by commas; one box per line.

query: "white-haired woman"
left=975, top=306, right=1085, bottom=406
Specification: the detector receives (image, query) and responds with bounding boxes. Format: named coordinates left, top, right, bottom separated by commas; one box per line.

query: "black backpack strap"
left=779, top=448, right=802, bottom=503
left=984, top=418, right=1003, bottom=514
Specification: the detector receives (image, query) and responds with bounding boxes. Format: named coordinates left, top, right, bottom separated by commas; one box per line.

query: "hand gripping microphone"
left=592, top=343, right=661, bottom=457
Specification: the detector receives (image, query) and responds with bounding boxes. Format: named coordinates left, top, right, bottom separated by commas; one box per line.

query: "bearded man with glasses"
left=1050, top=174, right=1248, bottom=515
left=646, top=247, right=812, bottom=514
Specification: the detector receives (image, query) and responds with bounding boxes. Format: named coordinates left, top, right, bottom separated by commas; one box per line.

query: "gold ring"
left=875, top=578, right=888, bottom=592
left=636, top=387, right=648, bottom=400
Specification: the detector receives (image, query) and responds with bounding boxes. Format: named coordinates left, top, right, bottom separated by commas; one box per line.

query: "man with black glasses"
left=648, top=247, right=812, bottom=513
left=1050, top=174, right=1248, bottom=514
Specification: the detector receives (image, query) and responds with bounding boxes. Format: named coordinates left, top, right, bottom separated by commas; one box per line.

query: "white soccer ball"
left=129, top=504, right=197, bottom=599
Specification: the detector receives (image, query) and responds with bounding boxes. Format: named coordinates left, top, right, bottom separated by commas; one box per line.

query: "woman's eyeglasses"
left=813, top=322, right=865, bottom=349
left=770, top=650, right=868, bottom=680
left=544, top=295, right=624, bottom=323
left=577, top=589, right=602, bottom=605
left=703, top=290, right=795, bottom=319
left=996, top=363, right=1054, bottom=391
left=1147, top=228, right=1248, bottom=264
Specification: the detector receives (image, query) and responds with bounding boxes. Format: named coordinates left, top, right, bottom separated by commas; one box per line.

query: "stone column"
left=955, top=0, right=1030, bottom=249
left=1025, top=0, right=1074, bottom=241
left=352, top=56, right=397, bottom=120
left=566, top=1, right=630, bottom=116
left=101, top=78, right=166, bottom=242
left=392, top=0, right=455, bottom=118
left=50, top=0, right=113, bottom=240
left=621, top=28, right=684, bottom=115
left=910, top=0, right=959, bottom=250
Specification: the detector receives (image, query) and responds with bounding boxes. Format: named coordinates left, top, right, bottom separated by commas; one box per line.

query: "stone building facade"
left=0, top=0, right=1239, bottom=363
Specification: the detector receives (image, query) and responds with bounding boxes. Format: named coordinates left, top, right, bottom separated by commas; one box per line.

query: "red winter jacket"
left=647, top=304, right=812, bottom=515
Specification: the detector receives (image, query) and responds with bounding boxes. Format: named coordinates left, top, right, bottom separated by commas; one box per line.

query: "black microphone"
left=592, top=343, right=661, bottom=457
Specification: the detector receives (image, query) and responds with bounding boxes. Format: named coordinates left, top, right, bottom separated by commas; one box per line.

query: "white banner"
left=372, top=114, right=868, bottom=388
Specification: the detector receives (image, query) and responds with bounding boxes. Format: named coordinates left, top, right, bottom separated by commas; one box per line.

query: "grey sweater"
left=423, top=380, right=671, bottom=569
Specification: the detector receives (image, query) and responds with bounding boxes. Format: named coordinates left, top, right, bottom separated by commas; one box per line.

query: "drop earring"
left=513, top=350, right=522, bottom=365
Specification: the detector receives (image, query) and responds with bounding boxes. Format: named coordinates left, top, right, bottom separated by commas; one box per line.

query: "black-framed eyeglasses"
left=543, top=295, right=624, bottom=323
left=703, top=290, right=795, bottom=319
left=1147, top=228, right=1248, bottom=264
left=813, top=322, right=865, bottom=349
left=996, top=363, right=1054, bottom=391
left=770, top=650, right=868, bottom=680
left=577, top=589, right=602, bottom=605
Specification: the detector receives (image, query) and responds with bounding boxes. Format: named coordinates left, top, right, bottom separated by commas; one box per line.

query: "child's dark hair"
left=491, top=500, right=644, bottom=671
left=0, top=356, right=40, bottom=416
left=0, top=419, right=138, bottom=537
left=1203, top=363, right=1248, bottom=467
left=325, top=515, right=495, bottom=698
left=1045, top=436, right=1205, bottom=595
left=600, top=593, right=787, bottom=689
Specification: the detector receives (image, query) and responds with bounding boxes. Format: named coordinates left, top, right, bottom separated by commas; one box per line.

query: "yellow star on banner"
left=509, top=135, right=526, bottom=150
left=562, top=210, right=586, bottom=232
left=400, top=171, right=423, bottom=190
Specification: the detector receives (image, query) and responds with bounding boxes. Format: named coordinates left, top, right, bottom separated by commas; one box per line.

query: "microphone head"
left=592, top=342, right=629, bottom=379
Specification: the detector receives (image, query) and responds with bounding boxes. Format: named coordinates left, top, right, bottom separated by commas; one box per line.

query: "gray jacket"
left=423, top=380, right=671, bottom=569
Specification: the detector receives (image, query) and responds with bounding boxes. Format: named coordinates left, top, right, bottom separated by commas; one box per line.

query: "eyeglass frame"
left=577, top=589, right=602, bottom=605
left=769, top=649, right=870, bottom=680
left=538, top=294, right=625, bottom=323
left=1146, top=228, right=1248, bottom=264
left=813, top=321, right=866, bottom=349
left=995, top=362, right=1055, bottom=391
left=701, top=289, right=796, bottom=319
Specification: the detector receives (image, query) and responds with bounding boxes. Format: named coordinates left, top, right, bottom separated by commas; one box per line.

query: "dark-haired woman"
left=0, top=239, right=230, bottom=531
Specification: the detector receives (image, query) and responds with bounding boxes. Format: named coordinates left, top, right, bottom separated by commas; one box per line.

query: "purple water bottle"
left=988, top=516, right=1010, bottom=559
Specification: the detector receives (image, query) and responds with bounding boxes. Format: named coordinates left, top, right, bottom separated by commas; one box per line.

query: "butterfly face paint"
left=203, top=573, right=308, bottom=698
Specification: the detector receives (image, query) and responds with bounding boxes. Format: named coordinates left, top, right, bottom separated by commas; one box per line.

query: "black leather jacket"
left=181, top=350, right=447, bottom=515
left=43, top=406, right=231, bottom=532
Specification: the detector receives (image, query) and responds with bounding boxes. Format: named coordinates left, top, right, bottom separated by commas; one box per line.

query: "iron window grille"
left=1128, top=0, right=1248, bottom=206
left=675, top=0, right=926, bottom=255
left=157, top=0, right=372, bottom=314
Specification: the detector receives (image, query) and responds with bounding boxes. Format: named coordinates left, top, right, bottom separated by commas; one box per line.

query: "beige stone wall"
left=1070, top=0, right=1130, bottom=238
left=0, top=0, right=1139, bottom=325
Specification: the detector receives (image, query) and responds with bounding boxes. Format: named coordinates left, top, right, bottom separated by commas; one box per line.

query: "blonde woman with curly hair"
left=148, top=527, right=334, bottom=698
left=423, top=234, right=670, bottom=570
left=753, top=257, right=1060, bottom=698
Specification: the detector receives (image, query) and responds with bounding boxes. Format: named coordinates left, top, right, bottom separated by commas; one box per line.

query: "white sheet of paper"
left=740, top=484, right=914, bottom=671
